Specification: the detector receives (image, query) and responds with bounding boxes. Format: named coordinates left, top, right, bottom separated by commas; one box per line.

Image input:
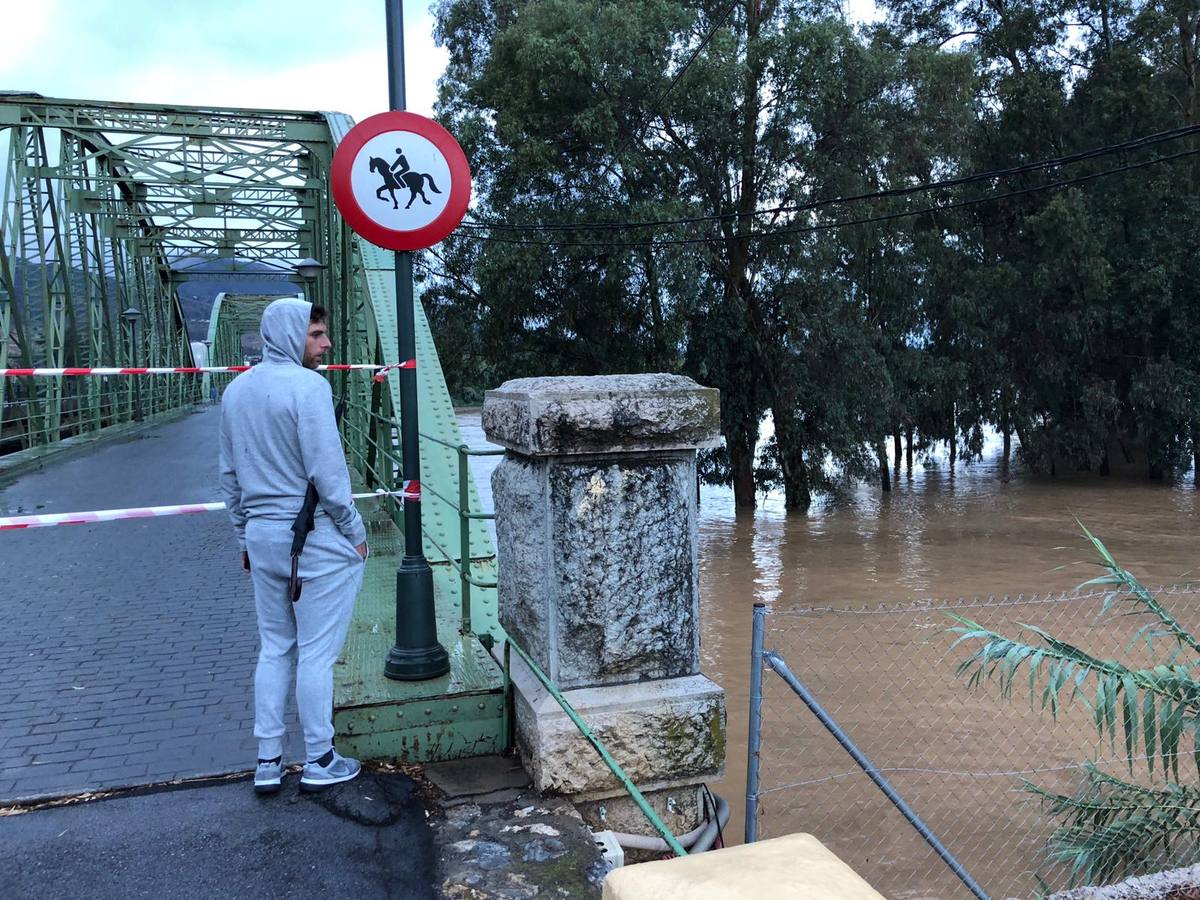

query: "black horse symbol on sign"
left=369, top=148, right=442, bottom=210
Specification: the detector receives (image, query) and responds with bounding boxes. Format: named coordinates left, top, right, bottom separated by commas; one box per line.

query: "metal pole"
left=458, top=444, right=471, bottom=634
left=130, top=319, right=142, bottom=422
left=764, top=651, right=990, bottom=900
left=507, top=636, right=687, bottom=857
left=383, top=0, right=449, bottom=681
left=745, top=602, right=767, bottom=844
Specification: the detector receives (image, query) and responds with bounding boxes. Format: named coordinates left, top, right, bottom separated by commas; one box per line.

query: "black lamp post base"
left=384, top=558, right=450, bottom=681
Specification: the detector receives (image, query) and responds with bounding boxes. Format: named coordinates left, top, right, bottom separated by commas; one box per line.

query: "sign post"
left=331, top=1, right=472, bottom=680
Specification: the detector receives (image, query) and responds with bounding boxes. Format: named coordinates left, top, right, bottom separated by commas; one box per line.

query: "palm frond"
left=1025, top=764, right=1200, bottom=887
left=948, top=612, right=1199, bottom=776
left=946, top=526, right=1200, bottom=888
left=1077, top=522, right=1200, bottom=656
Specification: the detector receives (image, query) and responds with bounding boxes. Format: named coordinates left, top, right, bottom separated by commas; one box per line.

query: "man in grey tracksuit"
left=218, top=297, right=367, bottom=794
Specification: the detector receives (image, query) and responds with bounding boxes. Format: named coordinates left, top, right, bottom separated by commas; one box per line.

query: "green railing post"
left=502, top=639, right=512, bottom=752
left=458, top=443, right=472, bottom=635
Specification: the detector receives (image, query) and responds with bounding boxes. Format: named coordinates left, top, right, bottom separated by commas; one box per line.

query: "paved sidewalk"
left=0, top=770, right=436, bottom=900
left=0, top=406, right=288, bottom=801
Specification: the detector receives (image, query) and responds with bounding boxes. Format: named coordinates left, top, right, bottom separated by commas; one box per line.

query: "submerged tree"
left=948, top=528, right=1200, bottom=887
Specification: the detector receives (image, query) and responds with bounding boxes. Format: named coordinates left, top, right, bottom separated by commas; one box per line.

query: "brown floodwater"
left=458, top=414, right=1200, bottom=895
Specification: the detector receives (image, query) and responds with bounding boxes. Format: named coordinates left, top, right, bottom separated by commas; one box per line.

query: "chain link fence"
left=745, top=585, right=1200, bottom=899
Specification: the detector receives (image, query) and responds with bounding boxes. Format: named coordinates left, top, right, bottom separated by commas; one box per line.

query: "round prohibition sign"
left=331, top=110, right=472, bottom=252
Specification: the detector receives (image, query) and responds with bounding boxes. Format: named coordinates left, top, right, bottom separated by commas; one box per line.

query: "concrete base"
left=508, top=648, right=725, bottom=798
left=601, top=833, right=887, bottom=899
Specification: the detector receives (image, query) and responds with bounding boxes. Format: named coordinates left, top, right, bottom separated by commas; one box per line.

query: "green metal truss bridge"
left=0, top=92, right=505, bottom=762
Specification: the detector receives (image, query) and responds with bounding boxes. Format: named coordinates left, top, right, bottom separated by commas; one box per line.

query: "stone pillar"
left=483, top=374, right=726, bottom=836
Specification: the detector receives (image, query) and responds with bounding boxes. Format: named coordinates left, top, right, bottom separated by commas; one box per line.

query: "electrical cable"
left=459, top=123, right=1200, bottom=235
left=454, top=145, right=1200, bottom=250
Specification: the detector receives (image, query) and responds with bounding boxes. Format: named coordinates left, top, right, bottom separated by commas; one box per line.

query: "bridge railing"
left=417, top=430, right=503, bottom=638
left=335, top=395, right=501, bottom=638
left=1, top=375, right=201, bottom=455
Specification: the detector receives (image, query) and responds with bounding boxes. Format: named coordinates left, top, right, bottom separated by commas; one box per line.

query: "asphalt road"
left=0, top=771, right=436, bottom=900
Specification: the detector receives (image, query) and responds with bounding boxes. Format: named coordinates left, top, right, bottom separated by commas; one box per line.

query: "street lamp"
left=122, top=307, right=143, bottom=422
left=294, top=257, right=325, bottom=281
left=294, top=258, right=325, bottom=303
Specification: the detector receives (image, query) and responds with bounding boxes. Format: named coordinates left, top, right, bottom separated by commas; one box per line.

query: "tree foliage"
left=427, top=0, right=1200, bottom=507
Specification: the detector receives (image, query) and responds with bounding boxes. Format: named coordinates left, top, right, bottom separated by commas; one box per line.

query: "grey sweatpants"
left=246, top=516, right=365, bottom=762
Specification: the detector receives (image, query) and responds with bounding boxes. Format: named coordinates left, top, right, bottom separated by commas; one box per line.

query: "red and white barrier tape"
left=0, top=482, right=421, bottom=531
left=0, top=360, right=417, bottom=378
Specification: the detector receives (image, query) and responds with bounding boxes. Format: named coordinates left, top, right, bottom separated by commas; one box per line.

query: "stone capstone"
left=493, top=452, right=699, bottom=689
left=483, top=374, right=721, bottom=457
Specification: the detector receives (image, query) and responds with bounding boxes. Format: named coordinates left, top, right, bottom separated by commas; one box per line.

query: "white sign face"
left=349, top=130, right=454, bottom=232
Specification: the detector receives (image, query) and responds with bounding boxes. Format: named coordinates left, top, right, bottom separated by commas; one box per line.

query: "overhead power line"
left=459, top=123, right=1200, bottom=236
left=455, top=145, right=1200, bottom=250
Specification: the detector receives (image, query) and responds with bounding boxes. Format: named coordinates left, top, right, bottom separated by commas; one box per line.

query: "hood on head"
left=260, top=297, right=312, bottom=366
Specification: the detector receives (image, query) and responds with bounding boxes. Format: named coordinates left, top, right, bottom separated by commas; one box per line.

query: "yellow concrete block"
left=601, top=833, right=886, bottom=900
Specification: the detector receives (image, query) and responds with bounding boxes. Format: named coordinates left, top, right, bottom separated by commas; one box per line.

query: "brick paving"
left=0, top=406, right=297, bottom=802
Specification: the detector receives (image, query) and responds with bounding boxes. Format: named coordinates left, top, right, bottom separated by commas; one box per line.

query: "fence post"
left=746, top=601, right=767, bottom=844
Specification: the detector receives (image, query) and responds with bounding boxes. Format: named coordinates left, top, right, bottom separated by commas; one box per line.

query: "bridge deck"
left=334, top=493, right=504, bottom=762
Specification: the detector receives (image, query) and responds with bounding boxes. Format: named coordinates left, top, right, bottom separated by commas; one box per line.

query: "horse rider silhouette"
left=369, top=148, right=441, bottom=210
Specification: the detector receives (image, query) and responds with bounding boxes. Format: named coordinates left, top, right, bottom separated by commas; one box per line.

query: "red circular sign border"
left=331, top=110, right=472, bottom=252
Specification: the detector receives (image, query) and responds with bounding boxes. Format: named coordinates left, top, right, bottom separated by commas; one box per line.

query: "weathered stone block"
left=509, top=663, right=726, bottom=799
left=486, top=372, right=726, bottom=824
left=483, top=374, right=721, bottom=456
left=493, top=451, right=700, bottom=688
left=575, top=785, right=704, bottom=839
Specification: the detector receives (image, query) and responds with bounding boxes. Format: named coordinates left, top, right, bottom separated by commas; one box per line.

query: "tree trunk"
left=772, top=405, right=812, bottom=511
left=1100, top=449, right=1111, bottom=477
left=905, top=424, right=914, bottom=474
left=893, top=431, right=901, bottom=476
left=730, top=436, right=756, bottom=508
left=1000, top=402, right=1011, bottom=468
left=1148, top=430, right=1164, bottom=481
left=1193, top=423, right=1200, bottom=489
left=948, top=404, right=957, bottom=470
left=878, top=441, right=891, bottom=493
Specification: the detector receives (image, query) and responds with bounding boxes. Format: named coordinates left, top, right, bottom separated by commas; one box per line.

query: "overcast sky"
left=1, top=0, right=448, bottom=122
left=3, top=2, right=881, bottom=124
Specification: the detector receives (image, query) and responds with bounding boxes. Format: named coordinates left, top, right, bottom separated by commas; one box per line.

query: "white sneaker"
left=299, top=750, right=361, bottom=792
left=254, top=759, right=283, bottom=795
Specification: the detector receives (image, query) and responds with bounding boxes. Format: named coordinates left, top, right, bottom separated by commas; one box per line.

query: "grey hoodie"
left=218, top=297, right=366, bottom=550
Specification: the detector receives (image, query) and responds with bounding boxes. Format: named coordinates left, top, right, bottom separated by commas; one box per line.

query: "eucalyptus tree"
left=432, top=0, right=978, bottom=508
